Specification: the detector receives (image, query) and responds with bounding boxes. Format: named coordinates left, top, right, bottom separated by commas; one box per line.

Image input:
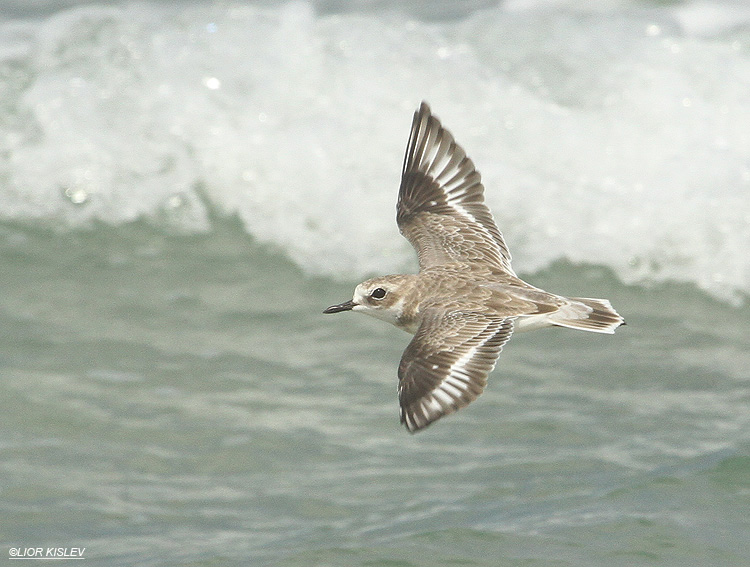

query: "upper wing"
left=397, top=309, right=514, bottom=432
left=397, top=102, right=515, bottom=274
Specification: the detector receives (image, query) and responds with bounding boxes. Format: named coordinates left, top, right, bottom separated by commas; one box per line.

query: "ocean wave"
left=1, top=1, right=749, bottom=303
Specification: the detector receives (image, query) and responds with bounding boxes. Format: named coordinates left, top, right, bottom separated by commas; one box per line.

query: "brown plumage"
left=325, top=102, right=624, bottom=432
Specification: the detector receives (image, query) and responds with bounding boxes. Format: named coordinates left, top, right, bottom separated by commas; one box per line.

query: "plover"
left=324, top=102, right=625, bottom=432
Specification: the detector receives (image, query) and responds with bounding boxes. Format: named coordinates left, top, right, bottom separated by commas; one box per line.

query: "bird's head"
left=323, top=275, right=416, bottom=328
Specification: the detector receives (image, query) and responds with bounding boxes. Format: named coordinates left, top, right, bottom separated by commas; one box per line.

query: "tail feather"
left=551, top=297, right=625, bottom=334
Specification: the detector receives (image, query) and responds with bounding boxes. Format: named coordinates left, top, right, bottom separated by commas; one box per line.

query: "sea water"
left=1, top=1, right=749, bottom=565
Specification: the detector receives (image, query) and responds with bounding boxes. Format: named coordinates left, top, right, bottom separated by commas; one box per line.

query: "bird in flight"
left=324, top=102, right=625, bottom=432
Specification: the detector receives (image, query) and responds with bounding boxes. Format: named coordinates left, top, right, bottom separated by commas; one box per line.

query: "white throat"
left=352, top=293, right=408, bottom=330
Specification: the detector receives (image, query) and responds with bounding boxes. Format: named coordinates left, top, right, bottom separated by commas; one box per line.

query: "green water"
left=1, top=220, right=748, bottom=566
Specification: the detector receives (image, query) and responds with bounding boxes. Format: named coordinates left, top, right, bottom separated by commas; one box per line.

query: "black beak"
left=323, top=300, right=356, bottom=314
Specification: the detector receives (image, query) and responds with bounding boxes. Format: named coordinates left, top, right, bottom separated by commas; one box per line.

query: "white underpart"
left=514, top=313, right=556, bottom=333
left=514, top=300, right=594, bottom=333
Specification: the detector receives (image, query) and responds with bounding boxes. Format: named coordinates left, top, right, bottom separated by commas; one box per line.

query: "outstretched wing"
left=398, top=309, right=514, bottom=432
left=397, top=102, right=515, bottom=274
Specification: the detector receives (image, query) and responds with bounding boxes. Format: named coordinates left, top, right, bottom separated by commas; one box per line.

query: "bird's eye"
left=371, top=287, right=387, bottom=300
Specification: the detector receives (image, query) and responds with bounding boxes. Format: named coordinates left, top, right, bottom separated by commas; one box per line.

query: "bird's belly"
left=513, top=313, right=555, bottom=333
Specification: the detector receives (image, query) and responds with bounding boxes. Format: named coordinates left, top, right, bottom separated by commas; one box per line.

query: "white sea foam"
left=0, top=1, right=749, bottom=302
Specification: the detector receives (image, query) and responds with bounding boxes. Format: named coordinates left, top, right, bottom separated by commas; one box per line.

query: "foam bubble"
left=0, top=1, right=749, bottom=303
